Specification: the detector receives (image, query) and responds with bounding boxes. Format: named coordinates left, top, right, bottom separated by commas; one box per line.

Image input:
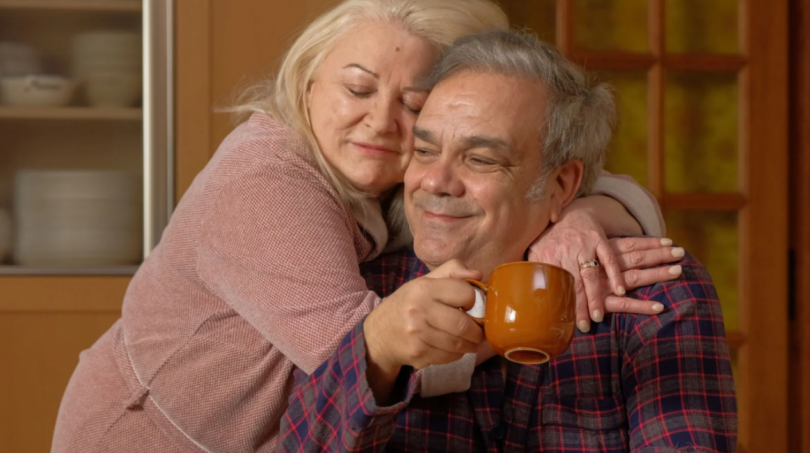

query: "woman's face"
left=306, top=21, right=436, bottom=196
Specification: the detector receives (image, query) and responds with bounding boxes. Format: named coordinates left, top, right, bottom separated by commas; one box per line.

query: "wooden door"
left=501, top=1, right=789, bottom=451
left=789, top=0, right=810, bottom=451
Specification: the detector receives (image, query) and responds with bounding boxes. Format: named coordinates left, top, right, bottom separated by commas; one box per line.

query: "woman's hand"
left=529, top=202, right=683, bottom=333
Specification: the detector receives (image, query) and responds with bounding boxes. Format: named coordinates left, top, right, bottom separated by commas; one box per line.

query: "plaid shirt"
left=277, top=250, right=737, bottom=452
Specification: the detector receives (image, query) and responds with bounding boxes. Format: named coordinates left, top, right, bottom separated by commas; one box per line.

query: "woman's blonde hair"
left=230, top=0, right=508, bottom=211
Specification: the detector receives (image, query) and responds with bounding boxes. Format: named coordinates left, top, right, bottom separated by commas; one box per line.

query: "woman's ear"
left=548, top=160, right=584, bottom=223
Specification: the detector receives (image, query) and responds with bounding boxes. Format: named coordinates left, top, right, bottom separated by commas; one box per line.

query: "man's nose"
left=421, top=159, right=465, bottom=197
left=365, top=96, right=398, bottom=135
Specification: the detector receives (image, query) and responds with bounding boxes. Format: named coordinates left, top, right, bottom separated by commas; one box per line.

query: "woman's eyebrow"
left=343, top=63, right=378, bottom=78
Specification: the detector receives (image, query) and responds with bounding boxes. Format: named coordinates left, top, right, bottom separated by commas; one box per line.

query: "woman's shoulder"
left=206, top=112, right=328, bottom=188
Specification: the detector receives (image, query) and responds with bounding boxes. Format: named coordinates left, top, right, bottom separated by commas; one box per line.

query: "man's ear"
left=548, top=160, right=584, bottom=223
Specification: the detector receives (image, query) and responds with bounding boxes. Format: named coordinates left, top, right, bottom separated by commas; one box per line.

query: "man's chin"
left=413, top=239, right=463, bottom=269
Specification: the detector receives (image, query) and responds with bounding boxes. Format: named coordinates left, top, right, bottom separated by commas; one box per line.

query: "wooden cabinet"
left=0, top=1, right=334, bottom=451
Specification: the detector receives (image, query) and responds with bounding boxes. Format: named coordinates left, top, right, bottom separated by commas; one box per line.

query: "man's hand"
left=363, top=260, right=484, bottom=403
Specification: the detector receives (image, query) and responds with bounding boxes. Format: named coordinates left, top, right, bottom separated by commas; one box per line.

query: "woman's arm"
left=529, top=171, right=674, bottom=333
left=591, top=170, right=666, bottom=237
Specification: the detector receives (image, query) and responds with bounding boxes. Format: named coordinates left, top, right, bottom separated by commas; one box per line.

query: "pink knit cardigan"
left=52, top=113, right=664, bottom=452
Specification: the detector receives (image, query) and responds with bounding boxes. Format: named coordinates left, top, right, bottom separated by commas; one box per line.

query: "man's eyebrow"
left=343, top=63, right=378, bottom=79
left=413, top=127, right=435, bottom=144
left=461, top=135, right=511, bottom=154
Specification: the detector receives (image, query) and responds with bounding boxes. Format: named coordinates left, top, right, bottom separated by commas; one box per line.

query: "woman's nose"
left=365, top=97, right=398, bottom=135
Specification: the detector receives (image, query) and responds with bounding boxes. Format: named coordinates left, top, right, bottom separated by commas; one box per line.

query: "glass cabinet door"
left=501, top=1, right=788, bottom=451
left=0, top=0, right=172, bottom=275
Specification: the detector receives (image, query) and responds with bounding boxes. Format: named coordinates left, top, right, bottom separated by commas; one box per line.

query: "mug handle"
left=464, top=279, right=487, bottom=326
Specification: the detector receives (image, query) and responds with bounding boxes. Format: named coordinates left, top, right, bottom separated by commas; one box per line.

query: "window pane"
left=575, top=0, right=647, bottom=52
left=600, top=71, right=648, bottom=187
left=500, top=0, right=556, bottom=43
left=664, top=71, right=738, bottom=193
left=664, top=210, right=739, bottom=331
left=666, top=0, right=738, bottom=54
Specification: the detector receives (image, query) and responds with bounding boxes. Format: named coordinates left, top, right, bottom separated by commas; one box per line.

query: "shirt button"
left=490, top=423, right=507, bottom=440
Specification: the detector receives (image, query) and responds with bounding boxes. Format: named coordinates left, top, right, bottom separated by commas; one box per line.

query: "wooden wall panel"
left=175, top=0, right=335, bottom=200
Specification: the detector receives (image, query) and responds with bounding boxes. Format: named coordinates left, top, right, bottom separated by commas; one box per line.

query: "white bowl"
left=85, top=71, right=142, bottom=107
left=0, top=209, right=10, bottom=261
left=1, top=75, right=75, bottom=107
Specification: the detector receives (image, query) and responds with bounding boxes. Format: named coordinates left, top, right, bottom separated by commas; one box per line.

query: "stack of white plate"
left=0, top=42, right=41, bottom=78
left=72, top=31, right=142, bottom=107
left=13, top=170, right=142, bottom=267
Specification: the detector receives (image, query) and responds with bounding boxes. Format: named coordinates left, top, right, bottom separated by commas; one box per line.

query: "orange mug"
left=466, top=261, right=576, bottom=364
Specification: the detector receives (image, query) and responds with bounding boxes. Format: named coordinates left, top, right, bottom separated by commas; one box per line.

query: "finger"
left=580, top=265, right=605, bottom=323
left=558, top=254, right=591, bottom=333
left=610, top=237, right=674, bottom=254
left=422, top=278, right=477, bottom=310
left=419, top=329, right=480, bottom=355
left=604, top=295, right=665, bottom=315
left=595, top=239, right=626, bottom=296
left=426, top=259, right=483, bottom=281
left=573, top=274, right=591, bottom=333
left=621, top=265, right=683, bottom=291
left=616, top=247, right=685, bottom=272
left=425, top=302, right=484, bottom=344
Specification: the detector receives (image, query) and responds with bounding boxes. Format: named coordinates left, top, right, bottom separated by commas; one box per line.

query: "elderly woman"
left=52, top=1, right=676, bottom=451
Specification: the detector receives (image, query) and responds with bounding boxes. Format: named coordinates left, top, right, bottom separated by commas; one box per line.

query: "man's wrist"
left=363, top=315, right=403, bottom=405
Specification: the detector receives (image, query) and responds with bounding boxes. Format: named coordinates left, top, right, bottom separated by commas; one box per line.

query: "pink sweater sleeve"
left=592, top=170, right=666, bottom=238
left=196, top=163, right=380, bottom=374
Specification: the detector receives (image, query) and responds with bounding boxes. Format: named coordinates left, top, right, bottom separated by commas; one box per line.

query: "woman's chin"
left=348, top=174, right=401, bottom=197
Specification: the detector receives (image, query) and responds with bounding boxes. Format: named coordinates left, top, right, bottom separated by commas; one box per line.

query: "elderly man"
left=277, top=30, right=737, bottom=452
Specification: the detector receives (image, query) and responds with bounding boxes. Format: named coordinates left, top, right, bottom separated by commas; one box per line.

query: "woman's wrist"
left=563, top=195, right=643, bottom=238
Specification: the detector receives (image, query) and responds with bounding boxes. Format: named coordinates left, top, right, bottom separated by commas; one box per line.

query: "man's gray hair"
left=424, top=29, right=617, bottom=199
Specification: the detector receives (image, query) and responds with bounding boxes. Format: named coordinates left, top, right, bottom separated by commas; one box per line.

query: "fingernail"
left=660, top=238, right=673, bottom=246
left=672, top=247, right=685, bottom=258
left=669, top=265, right=682, bottom=276
left=652, top=303, right=665, bottom=312
left=578, top=320, right=591, bottom=333
left=591, top=310, right=603, bottom=323
left=617, top=286, right=626, bottom=295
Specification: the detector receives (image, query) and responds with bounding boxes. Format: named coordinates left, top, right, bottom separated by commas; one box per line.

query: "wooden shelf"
left=0, top=0, right=141, bottom=12
left=0, top=265, right=139, bottom=276
left=662, top=193, right=747, bottom=211
left=0, top=106, right=142, bottom=121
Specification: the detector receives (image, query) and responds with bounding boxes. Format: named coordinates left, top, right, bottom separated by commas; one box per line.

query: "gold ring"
left=579, top=259, right=599, bottom=270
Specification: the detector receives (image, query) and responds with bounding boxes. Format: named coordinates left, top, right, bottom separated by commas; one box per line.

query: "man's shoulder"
left=360, top=249, right=426, bottom=297
left=631, top=250, right=718, bottom=309
left=619, top=249, right=726, bottom=344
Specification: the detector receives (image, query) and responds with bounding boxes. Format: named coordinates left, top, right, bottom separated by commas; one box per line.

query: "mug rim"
left=490, top=260, right=574, bottom=280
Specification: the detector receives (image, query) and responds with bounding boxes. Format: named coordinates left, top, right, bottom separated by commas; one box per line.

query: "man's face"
left=405, top=70, right=555, bottom=278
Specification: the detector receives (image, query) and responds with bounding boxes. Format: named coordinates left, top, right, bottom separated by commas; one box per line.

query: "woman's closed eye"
left=346, top=86, right=374, bottom=97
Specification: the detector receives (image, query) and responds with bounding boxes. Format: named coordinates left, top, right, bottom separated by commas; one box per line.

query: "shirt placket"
left=501, top=362, right=545, bottom=453
left=468, top=358, right=506, bottom=453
